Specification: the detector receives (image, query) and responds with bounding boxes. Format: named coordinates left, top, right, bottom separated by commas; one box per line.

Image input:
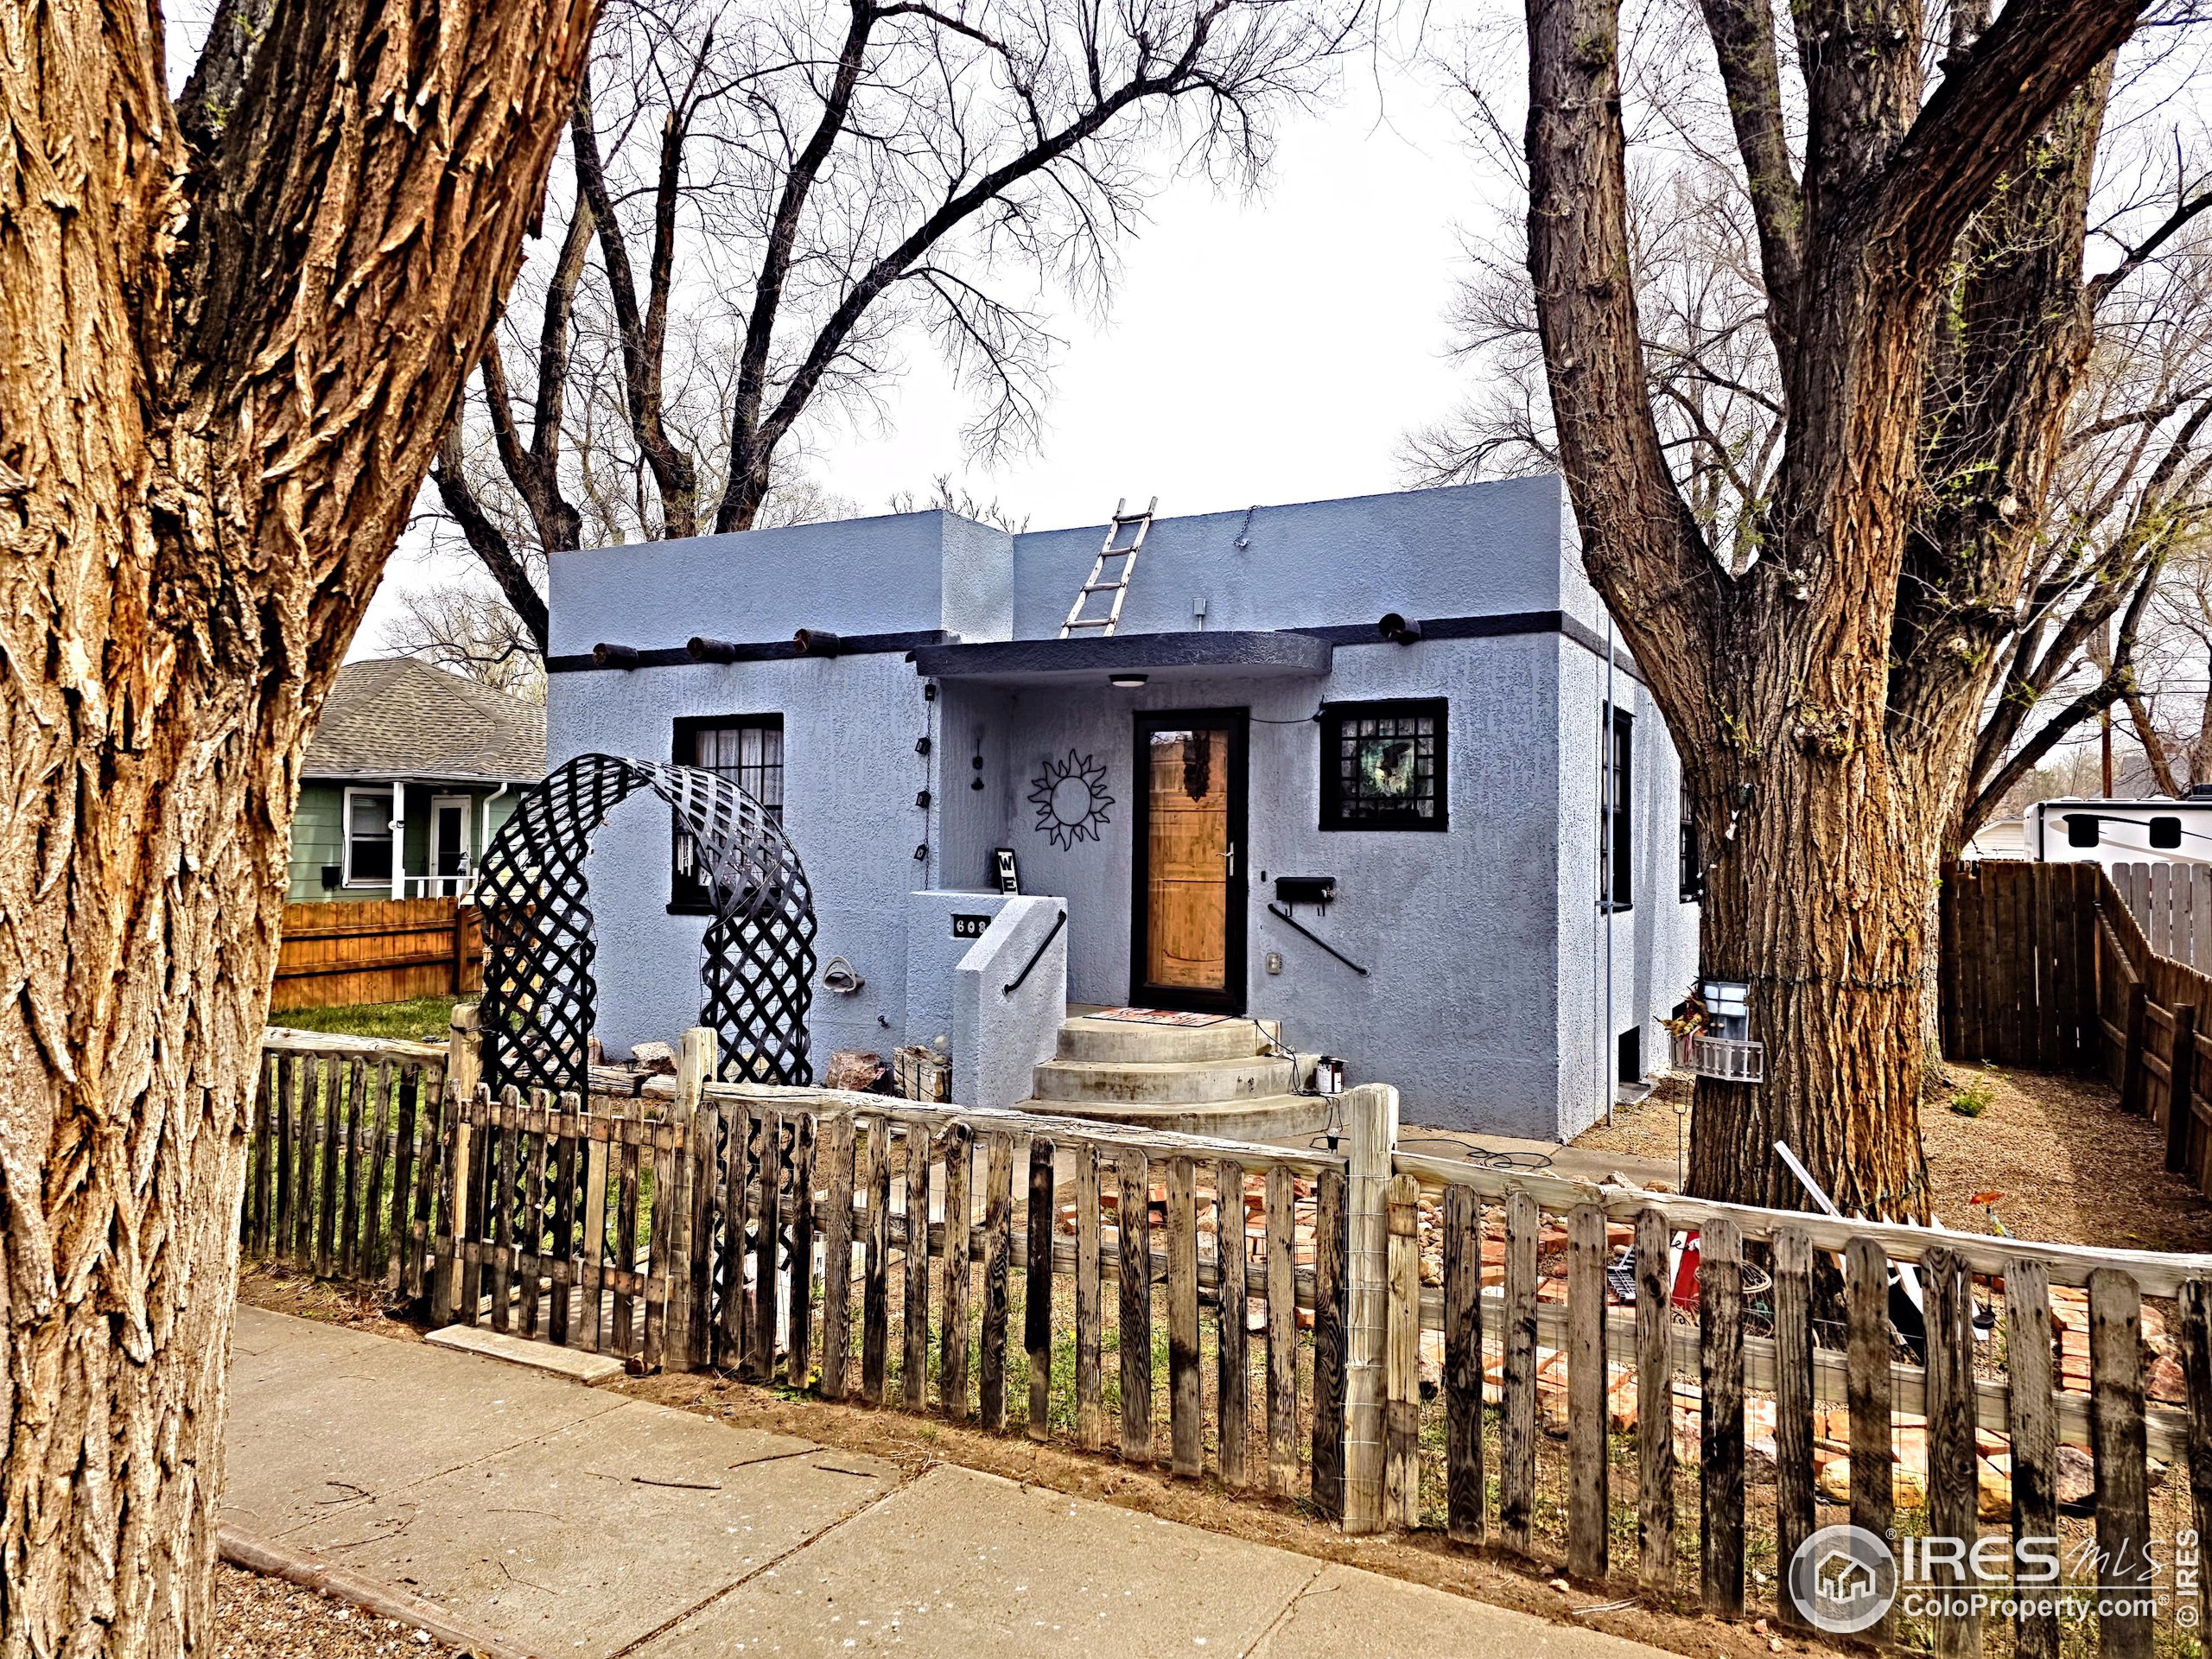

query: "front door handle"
left=1222, top=842, right=1237, bottom=875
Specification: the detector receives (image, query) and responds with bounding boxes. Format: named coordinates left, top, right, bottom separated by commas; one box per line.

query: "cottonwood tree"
left=1964, top=235, right=2212, bottom=830
left=0, top=0, right=597, bottom=1643
left=1511, top=0, right=2208, bottom=1209
left=1414, top=162, right=2212, bottom=860
left=431, top=0, right=1362, bottom=654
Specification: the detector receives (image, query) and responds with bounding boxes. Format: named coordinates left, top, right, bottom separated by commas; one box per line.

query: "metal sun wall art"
left=1029, top=750, right=1114, bottom=849
left=474, top=753, right=818, bottom=1096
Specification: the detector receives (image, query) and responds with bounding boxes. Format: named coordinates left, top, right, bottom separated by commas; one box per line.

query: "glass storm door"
left=1131, top=711, right=1248, bottom=1013
left=431, top=799, right=470, bottom=894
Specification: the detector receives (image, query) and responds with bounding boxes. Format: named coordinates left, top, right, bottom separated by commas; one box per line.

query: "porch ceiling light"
left=1109, top=672, right=1148, bottom=688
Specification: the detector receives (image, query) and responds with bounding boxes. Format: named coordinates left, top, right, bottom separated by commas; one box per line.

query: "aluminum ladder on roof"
left=1058, top=497, right=1157, bottom=639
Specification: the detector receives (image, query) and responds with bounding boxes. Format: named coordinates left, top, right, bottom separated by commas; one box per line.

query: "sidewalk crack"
left=1236, top=1560, right=1332, bottom=1659
left=605, top=1466, right=923, bottom=1658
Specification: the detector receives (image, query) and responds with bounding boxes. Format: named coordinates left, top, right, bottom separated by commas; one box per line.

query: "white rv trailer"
left=2024, top=796, right=2212, bottom=868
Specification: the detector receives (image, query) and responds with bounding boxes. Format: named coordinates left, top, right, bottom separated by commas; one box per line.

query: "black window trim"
left=1602, top=702, right=1633, bottom=912
left=1678, top=778, right=1702, bottom=904
left=670, top=711, right=785, bottom=915
left=1318, top=696, right=1450, bottom=832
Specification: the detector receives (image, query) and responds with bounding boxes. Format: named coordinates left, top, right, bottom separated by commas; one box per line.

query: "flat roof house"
left=546, top=477, right=1699, bottom=1139
left=293, top=658, right=545, bottom=903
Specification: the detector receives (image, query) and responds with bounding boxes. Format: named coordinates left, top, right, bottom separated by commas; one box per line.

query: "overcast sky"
left=358, top=65, right=1497, bottom=652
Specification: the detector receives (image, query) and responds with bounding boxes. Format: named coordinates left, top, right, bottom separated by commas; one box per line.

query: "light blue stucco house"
left=545, top=478, right=1699, bottom=1140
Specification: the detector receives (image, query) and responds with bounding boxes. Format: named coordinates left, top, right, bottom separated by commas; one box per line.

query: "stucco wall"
left=952, top=896, right=1068, bottom=1112
left=544, top=652, right=938, bottom=1063
left=981, top=635, right=1580, bottom=1132
left=544, top=509, right=1013, bottom=657
left=543, top=476, right=1699, bottom=1133
left=906, top=889, right=1018, bottom=1057
left=1008, top=476, right=1575, bottom=639
left=1550, top=639, right=1700, bottom=1140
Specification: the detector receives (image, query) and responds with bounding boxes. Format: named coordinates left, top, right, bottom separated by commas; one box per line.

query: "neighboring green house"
left=289, top=658, right=545, bottom=903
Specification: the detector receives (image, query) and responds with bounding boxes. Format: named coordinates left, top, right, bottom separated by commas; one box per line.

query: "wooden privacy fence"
left=2108, top=860, right=2212, bottom=969
left=1938, top=860, right=2101, bottom=1068
left=1943, top=858, right=2212, bottom=1198
left=249, top=1015, right=2212, bottom=1655
left=271, top=896, right=484, bottom=1012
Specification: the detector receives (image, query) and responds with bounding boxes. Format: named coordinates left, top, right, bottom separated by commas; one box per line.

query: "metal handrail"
left=1002, top=908, right=1067, bottom=996
left=1265, top=902, right=1370, bottom=976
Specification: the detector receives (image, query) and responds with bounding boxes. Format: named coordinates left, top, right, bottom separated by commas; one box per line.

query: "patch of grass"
left=1948, top=1079, right=1995, bottom=1118
left=272, top=995, right=461, bottom=1045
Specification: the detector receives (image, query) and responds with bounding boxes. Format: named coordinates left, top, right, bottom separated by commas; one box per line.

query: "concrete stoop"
left=1020, top=1010, right=1328, bottom=1142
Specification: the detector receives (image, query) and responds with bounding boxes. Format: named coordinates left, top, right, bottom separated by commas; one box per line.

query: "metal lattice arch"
left=474, top=753, right=817, bottom=1095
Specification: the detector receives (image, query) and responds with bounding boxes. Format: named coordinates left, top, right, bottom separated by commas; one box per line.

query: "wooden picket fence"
left=1379, top=1154, right=2208, bottom=1658
left=676, top=1086, right=1355, bottom=1511
left=429, top=1087, right=692, bottom=1368
left=245, top=1030, right=449, bottom=1300
left=247, top=1015, right=2212, bottom=1654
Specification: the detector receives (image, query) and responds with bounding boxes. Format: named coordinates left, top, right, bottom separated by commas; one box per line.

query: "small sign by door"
left=951, top=912, right=991, bottom=939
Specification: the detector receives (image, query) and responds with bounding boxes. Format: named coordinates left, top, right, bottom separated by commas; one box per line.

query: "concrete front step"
left=1014, top=1091, right=1333, bottom=1143
left=1032, top=1052, right=1299, bottom=1105
left=1055, top=1011, right=1280, bottom=1065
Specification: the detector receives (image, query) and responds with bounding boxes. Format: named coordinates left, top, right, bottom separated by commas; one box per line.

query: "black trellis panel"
left=476, top=754, right=817, bottom=1096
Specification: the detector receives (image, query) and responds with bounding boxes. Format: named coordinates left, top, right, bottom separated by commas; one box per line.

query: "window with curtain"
left=671, top=715, right=784, bottom=912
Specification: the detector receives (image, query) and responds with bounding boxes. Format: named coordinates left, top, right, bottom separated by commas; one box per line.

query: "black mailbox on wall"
left=1274, top=874, right=1336, bottom=907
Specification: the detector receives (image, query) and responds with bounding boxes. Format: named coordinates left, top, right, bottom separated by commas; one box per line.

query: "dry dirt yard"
left=1574, top=1064, right=2212, bottom=1251
left=215, top=1564, right=459, bottom=1658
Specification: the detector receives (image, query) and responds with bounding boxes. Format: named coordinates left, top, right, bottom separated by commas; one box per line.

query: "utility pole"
left=2102, top=618, right=2115, bottom=797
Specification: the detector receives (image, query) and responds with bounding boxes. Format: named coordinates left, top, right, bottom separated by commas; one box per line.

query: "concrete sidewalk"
left=224, top=1307, right=1664, bottom=1658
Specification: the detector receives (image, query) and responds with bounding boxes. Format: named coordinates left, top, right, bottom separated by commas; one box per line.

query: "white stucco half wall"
left=953, top=896, right=1069, bottom=1112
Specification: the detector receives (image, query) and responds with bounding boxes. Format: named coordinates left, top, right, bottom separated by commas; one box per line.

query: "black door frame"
left=1129, top=708, right=1249, bottom=1014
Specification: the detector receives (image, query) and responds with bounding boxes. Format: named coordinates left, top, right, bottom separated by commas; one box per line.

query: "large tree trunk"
left=0, top=0, right=596, bottom=1647
left=1523, top=0, right=2142, bottom=1210
left=1688, top=760, right=1935, bottom=1214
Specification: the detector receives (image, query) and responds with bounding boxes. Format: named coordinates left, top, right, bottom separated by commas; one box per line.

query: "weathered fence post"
left=1382, top=1172, right=1421, bottom=1528
left=671, top=1027, right=716, bottom=1369
left=2167, top=1005, right=2198, bottom=1175
left=440, top=1002, right=481, bottom=1323
left=1339, top=1083, right=1398, bottom=1535
left=2120, top=982, right=2150, bottom=1116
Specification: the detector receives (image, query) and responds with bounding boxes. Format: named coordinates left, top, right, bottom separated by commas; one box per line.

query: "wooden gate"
left=429, top=1087, right=696, bottom=1370
left=1939, top=860, right=2100, bottom=1067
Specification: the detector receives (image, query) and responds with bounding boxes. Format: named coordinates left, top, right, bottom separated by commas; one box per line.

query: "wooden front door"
left=1131, top=710, right=1248, bottom=1013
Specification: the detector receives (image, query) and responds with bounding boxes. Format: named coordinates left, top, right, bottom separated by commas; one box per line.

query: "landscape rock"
left=629, top=1039, right=677, bottom=1074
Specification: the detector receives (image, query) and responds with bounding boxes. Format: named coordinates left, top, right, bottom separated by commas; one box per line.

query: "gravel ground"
left=214, top=1565, right=461, bottom=1658
left=1573, top=1062, right=2212, bottom=1249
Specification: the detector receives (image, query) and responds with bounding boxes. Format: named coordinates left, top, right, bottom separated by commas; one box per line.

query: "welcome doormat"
left=1087, top=1007, right=1230, bottom=1027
